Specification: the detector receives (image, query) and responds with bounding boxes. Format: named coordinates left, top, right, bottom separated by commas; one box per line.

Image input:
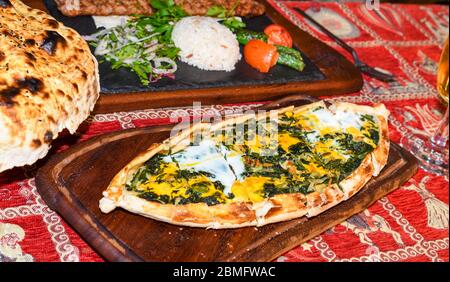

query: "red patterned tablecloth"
left=0, top=1, right=448, bottom=262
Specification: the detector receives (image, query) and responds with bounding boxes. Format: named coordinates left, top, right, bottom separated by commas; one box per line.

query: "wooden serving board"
left=35, top=95, right=419, bottom=262
left=24, top=0, right=363, bottom=114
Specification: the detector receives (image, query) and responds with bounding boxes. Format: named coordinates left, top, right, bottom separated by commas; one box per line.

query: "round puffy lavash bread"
left=0, top=0, right=100, bottom=172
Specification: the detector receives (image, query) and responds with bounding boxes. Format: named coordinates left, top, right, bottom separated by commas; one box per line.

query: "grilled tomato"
left=244, top=39, right=279, bottom=73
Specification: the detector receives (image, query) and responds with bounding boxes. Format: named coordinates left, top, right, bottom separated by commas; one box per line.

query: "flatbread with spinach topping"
left=100, top=101, right=390, bottom=228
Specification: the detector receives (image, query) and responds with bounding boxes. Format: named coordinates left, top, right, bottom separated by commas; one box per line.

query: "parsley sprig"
left=206, top=3, right=247, bottom=32
left=86, top=0, right=186, bottom=86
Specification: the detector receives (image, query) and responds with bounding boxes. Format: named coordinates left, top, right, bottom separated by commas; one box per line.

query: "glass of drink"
left=403, top=37, right=449, bottom=176
left=437, top=37, right=449, bottom=104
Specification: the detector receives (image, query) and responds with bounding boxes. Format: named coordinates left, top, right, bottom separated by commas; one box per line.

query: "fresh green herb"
left=222, top=17, right=247, bottom=32
left=150, top=0, right=175, bottom=10
left=206, top=5, right=229, bottom=18
left=85, top=0, right=186, bottom=85
left=207, top=3, right=246, bottom=32
left=138, top=0, right=187, bottom=44
left=207, top=1, right=239, bottom=18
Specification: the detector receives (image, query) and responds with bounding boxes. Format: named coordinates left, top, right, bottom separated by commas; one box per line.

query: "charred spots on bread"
left=1, top=29, right=11, bottom=37
left=47, top=115, right=55, bottom=124
left=382, top=146, right=388, bottom=156
left=56, top=89, right=72, bottom=101
left=0, top=87, right=21, bottom=107
left=32, top=139, right=42, bottom=148
left=362, top=161, right=372, bottom=175
left=382, top=127, right=388, bottom=138
left=44, top=19, right=59, bottom=29
left=56, top=89, right=65, bottom=97
left=25, top=39, right=36, bottom=47
left=19, top=77, right=43, bottom=93
left=72, top=82, right=79, bottom=92
left=43, top=131, right=53, bottom=143
left=24, top=52, right=36, bottom=62
left=80, top=70, right=88, bottom=81
left=40, top=31, right=67, bottom=55
left=71, top=54, right=79, bottom=62
left=41, top=92, right=50, bottom=99
left=0, top=0, right=12, bottom=8
left=0, top=77, right=44, bottom=106
left=0, top=1, right=100, bottom=173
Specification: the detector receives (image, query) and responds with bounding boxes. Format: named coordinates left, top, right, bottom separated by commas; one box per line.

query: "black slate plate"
left=45, top=0, right=326, bottom=95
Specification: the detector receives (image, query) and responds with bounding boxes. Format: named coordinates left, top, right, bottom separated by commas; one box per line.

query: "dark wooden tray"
left=25, top=0, right=363, bottom=114
left=35, top=95, right=418, bottom=262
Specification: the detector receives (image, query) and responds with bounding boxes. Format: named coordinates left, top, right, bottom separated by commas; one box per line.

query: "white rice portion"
left=172, top=16, right=241, bottom=72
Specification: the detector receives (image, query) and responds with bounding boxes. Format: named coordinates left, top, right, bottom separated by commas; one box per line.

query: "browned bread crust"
left=0, top=0, right=99, bottom=172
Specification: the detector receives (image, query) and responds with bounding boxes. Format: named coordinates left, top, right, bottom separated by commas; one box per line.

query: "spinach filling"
left=126, top=153, right=229, bottom=206
left=239, top=112, right=380, bottom=198
left=126, top=111, right=381, bottom=205
left=263, top=181, right=312, bottom=198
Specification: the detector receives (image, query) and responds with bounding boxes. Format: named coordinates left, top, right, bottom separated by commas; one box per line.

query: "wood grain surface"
left=35, top=95, right=419, bottom=262
left=22, top=0, right=363, bottom=114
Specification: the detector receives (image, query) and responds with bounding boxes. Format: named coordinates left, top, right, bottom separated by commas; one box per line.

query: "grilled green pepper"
left=236, top=29, right=269, bottom=45
left=276, top=45, right=305, bottom=71
left=235, top=29, right=305, bottom=72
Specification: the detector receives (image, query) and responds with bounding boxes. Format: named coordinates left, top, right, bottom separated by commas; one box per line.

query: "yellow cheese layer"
left=138, top=163, right=226, bottom=201
left=294, top=113, right=319, bottom=131
left=231, top=176, right=270, bottom=203
left=278, top=133, right=300, bottom=152
left=346, top=124, right=377, bottom=148
left=245, top=134, right=273, bottom=154
left=303, top=162, right=328, bottom=177
left=314, top=139, right=346, bottom=161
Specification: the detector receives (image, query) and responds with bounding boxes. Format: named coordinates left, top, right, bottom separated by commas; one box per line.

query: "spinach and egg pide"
left=100, top=101, right=390, bottom=229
